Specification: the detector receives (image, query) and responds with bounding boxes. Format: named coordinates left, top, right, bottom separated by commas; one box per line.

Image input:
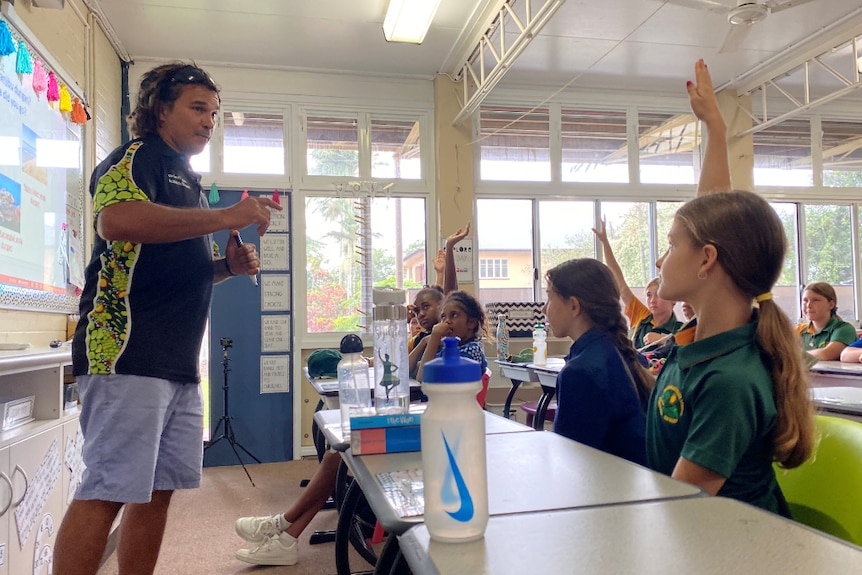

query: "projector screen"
left=0, top=46, right=84, bottom=313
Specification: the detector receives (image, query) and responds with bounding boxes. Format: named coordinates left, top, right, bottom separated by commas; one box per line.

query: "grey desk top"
left=812, top=386, right=862, bottom=416
left=344, top=429, right=702, bottom=534
left=810, top=360, right=862, bottom=376
left=399, top=497, right=862, bottom=575
left=493, top=360, right=539, bottom=383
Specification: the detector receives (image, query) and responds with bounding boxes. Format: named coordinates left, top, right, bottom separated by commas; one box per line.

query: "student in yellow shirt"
left=593, top=221, right=682, bottom=349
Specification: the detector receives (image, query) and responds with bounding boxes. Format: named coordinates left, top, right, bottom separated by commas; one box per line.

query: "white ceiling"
left=95, top=0, right=862, bottom=100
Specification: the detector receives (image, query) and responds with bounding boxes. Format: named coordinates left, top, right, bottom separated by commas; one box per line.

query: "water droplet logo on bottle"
left=440, top=431, right=474, bottom=522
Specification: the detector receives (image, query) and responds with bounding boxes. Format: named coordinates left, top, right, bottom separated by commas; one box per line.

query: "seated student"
left=593, top=222, right=682, bottom=349
left=544, top=258, right=652, bottom=465
left=840, top=337, right=862, bottom=363
left=408, top=286, right=445, bottom=377
left=645, top=58, right=814, bottom=516
left=796, top=282, right=857, bottom=361
left=417, top=290, right=489, bottom=382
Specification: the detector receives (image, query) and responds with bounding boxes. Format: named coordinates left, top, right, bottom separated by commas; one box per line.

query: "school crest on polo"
left=658, top=385, right=684, bottom=423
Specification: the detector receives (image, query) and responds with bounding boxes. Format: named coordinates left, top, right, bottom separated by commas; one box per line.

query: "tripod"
left=205, top=338, right=260, bottom=486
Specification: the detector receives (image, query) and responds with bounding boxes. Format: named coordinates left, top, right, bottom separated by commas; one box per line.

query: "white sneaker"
left=235, top=533, right=298, bottom=566
left=234, top=514, right=283, bottom=543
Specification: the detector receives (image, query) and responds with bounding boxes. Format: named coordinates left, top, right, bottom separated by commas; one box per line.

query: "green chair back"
left=774, top=414, right=862, bottom=546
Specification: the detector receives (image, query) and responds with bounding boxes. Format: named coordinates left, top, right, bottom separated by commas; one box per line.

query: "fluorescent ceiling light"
left=383, top=0, right=442, bottom=44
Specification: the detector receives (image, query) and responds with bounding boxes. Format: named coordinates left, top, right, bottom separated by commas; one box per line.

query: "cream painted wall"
left=1, top=0, right=122, bottom=347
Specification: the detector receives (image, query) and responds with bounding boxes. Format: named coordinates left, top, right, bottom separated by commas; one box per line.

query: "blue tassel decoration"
left=0, top=22, right=15, bottom=57
left=16, top=41, right=32, bottom=74
left=208, top=183, right=220, bottom=205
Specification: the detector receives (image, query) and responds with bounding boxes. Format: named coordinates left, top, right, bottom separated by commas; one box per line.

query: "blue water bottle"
left=420, top=337, right=488, bottom=542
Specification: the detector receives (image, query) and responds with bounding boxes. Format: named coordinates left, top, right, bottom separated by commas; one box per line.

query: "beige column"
left=433, top=74, right=476, bottom=293
left=717, top=89, right=755, bottom=192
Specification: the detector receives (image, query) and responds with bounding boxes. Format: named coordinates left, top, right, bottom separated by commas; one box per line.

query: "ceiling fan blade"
left=664, top=0, right=730, bottom=15
left=769, top=0, right=816, bottom=14
left=718, top=23, right=752, bottom=53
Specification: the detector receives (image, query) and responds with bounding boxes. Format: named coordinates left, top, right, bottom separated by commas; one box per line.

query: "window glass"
left=223, top=111, right=284, bottom=174
left=476, top=199, right=534, bottom=307
left=189, top=143, right=210, bottom=173
left=821, top=119, right=862, bottom=187
left=371, top=118, right=421, bottom=179
left=479, top=106, right=550, bottom=181
left=561, top=109, right=628, bottom=183
left=538, top=200, right=595, bottom=291
left=305, top=196, right=426, bottom=333
left=771, top=202, right=800, bottom=321
left=753, top=119, right=812, bottom=187
left=480, top=259, right=509, bottom=279
left=804, top=204, right=854, bottom=320
left=600, top=202, right=652, bottom=294
left=638, top=112, right=699, bottom=184
left=306, top=115, right=359, bottom=176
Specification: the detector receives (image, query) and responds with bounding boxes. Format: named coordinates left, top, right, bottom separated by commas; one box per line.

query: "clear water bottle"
left=532, top=322, right=547, bottom=366
left=420, top=336, right=488, bottom=543
left=373, top=287, right=410, bottom=414
left=337, top=334, right=373, bottom=439
left=495, top=313, right=509, bottom=361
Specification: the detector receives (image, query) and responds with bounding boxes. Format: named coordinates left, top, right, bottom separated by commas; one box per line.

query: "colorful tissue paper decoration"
left=59, top=84, right=72, bottom=113
left=208, top=183, right=220, bottom=205
left=47, top=71, right=60, bottom=106
left=15, top=41, right=32, bottom=74
left=0, top=21, right=14, bottom=56
left=71, top=97, right=87, bottom=124
left=272, top=189, right=281, bottom=205
left=32, top=60, right=48, bottom=95
left=240, top=189, right=249, bottom=201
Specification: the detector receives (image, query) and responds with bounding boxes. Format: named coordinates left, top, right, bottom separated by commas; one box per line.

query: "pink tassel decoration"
left=59, top=84, right=72, bottom=113
left=32, top=61, right=48, bottom=96
left=47, top=71, right=60, bottom=106
left=240, top=189, right=249, bottom=201
left=71, top=97, right=87, bottom=124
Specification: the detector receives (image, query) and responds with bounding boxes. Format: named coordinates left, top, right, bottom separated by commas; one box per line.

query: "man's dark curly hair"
left=126, top=62, right=219, bottom=139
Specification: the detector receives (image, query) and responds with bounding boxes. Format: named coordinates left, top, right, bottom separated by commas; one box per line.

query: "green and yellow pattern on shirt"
left=86, top=142, right=148, bottom=374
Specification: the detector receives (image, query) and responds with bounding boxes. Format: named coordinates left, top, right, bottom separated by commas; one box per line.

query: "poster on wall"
left=441, top=237, right=474, bottom=283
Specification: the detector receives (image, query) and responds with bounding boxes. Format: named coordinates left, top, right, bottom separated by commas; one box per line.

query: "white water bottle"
left=337, top=334, right=373, bottom=439
left=373, top=287, right=410, bottom=414
left=420, top=336, right=488, bottom=543
left=532, top=322, right=547, bottom=366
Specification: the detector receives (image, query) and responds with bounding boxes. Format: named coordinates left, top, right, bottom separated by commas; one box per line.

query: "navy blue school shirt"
left=553, top=327, right=647, bottom=465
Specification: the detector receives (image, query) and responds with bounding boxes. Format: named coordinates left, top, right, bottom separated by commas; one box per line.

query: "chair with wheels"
left=773, top=414, right=862, bottom=547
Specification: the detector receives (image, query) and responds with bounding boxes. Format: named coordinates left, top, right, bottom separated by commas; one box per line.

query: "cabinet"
left=0, top=348, right=78, bottom=575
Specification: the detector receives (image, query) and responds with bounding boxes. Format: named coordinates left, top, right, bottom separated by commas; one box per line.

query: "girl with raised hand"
left=593, top=220, right=682, bottom=349
left=646, top=59, right=814, bottom=516
left=545, top=259, right=653, bottom=465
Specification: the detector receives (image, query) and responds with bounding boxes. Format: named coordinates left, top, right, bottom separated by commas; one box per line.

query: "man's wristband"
left=223, top=258, right=236, bottom=276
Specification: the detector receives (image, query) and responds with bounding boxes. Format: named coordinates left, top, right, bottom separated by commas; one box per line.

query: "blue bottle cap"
left=422, top=336, right=482, bottom=384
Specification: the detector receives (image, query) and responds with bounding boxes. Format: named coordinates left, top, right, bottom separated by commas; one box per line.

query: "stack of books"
left=349, top=412, right=421, bottom=455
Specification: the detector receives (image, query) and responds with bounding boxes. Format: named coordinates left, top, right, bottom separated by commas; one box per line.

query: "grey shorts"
left=75, top=374, right=204, bottom=504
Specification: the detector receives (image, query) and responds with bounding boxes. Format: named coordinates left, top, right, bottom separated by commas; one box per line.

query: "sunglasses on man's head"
left=159, top=65, right=217, bottom=100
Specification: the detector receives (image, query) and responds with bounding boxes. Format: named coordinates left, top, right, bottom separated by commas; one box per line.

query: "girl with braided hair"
left=544, top=258, right=652, bottom=465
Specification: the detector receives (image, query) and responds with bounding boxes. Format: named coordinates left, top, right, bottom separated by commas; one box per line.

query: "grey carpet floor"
left=97, top=459, right=347, bottom=575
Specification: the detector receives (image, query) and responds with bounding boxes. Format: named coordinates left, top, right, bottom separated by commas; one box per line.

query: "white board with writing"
left=260, top=355, right=290, bottom=394
left=441, top=237, right=474, bottom=283
left=261, top=315, right=291, bottom=352
left=268, top=207, right=289, bottom=233
left=261, top=274, right=291, bottom=311
left=261, top=234, right=289, bottom=271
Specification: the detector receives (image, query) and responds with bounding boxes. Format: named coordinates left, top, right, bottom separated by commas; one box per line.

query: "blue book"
left=350, top=412, right=422, bottom=430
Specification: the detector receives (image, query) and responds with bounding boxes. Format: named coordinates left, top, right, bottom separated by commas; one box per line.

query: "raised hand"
left=591, top=217, right=609, bottom=245
left=446, top=222, right=471, bottom=248
left=686, top=59, right=723, bottom=127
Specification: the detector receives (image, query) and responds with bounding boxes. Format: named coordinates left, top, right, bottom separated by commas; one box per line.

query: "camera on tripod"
left=220, top=337, right=233, bottom=348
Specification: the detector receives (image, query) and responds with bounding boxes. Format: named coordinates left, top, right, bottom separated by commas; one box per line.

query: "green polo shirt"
left=797, top=315, right=858, bottom=351
left=625, top=298, right=683, bottom=349
left=646, top=321, right=785, bottom=514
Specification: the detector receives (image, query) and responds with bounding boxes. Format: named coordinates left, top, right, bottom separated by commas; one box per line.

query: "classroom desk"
left=398, top=496, right=862, bottom=575
left=812, top=386, right=862, bottom=423
left=810, top=360, right=862, bottom=389
left=494, top=360, right=539, bottom=420
left=525, top=359, right=563, bottom=430
left=341, top=429, right=702, bottom=536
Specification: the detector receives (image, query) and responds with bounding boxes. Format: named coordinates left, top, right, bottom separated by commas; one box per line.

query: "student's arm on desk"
left=672, top=457, right=726, bottom=496
left=808, top=341, right=849, bottom=362
left=840, top=346, right=862, bottom=363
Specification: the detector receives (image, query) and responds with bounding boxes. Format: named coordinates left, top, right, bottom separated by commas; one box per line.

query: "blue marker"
left=233, top=232, right=259, bottom=286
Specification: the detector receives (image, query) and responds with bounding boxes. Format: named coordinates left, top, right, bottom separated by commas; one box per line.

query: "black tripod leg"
left=233, top=441, right=262, bottom=464
left=225, top=435, right=256, bottom=487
